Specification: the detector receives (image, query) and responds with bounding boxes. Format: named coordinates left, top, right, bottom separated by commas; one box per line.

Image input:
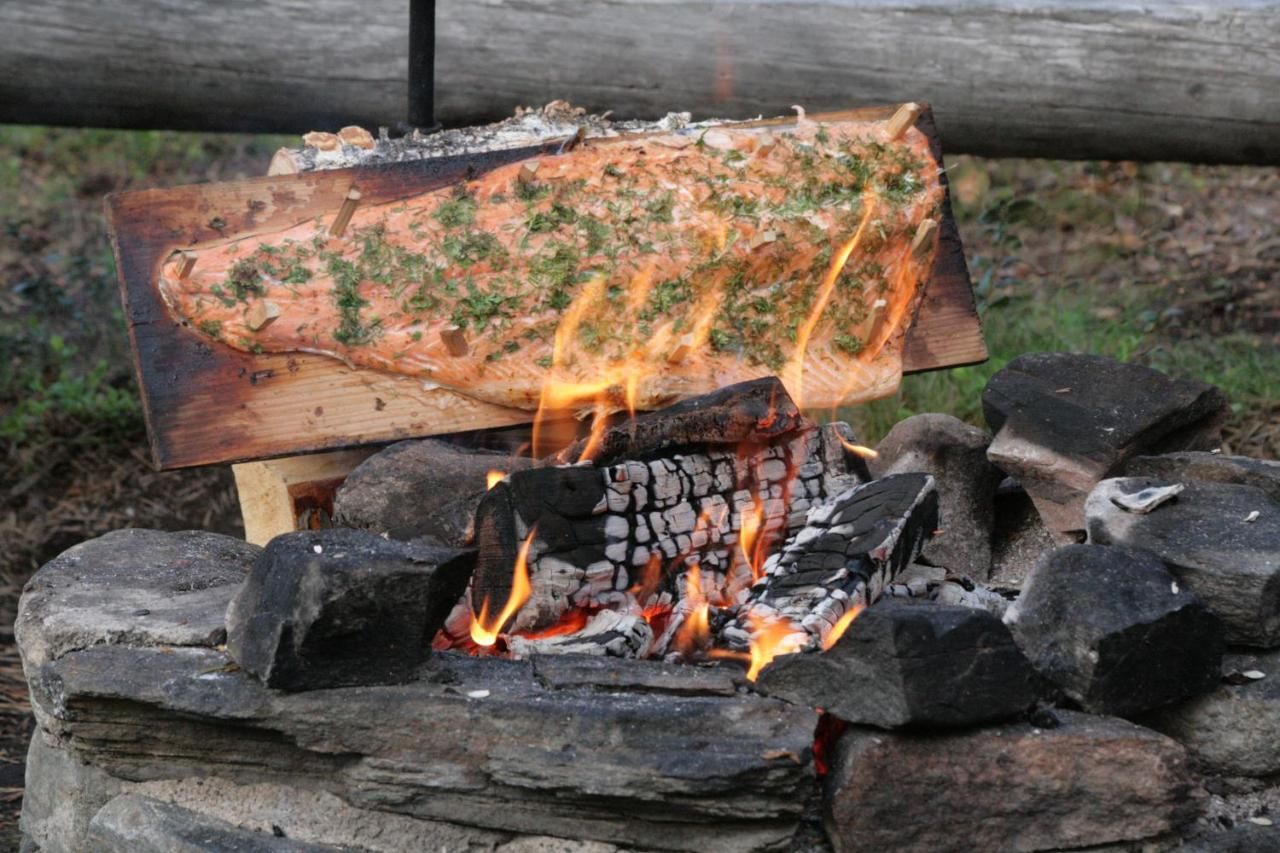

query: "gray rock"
left=225, top=528, right=473, bottom=690
left=1125, top=452, right=1280, bottom=503
left=1006, top=544, right=1224, bottom=715
left=20, top=733, right=125, bottom=851
left=16, top=528, right=259, bottom=675
left=990, top=487, right=1059, bottom=587
left=333, top=438, right=534, bottom=546
left=824, top=711, right=1204, bottom=853
left=1086, top=478, right=1280, bottom=647
left=88, top=795, right=344, bottom=852
left=1145, top=648, right=1280, bottom=778
left=871, top=413, right=1001, bottom=578
left=983, top=353, right=1228, bottom=539
left=1178, top=823, right=1280, bottom=852
left=758, top=599, right=1040, bottom=727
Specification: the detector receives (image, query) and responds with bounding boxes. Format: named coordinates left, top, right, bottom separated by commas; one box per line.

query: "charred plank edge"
left=106, top=105, right=980, bottom=470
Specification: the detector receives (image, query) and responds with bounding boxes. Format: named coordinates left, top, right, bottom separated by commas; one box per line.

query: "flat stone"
left=1006, top=544, right=1225, bottom=715
left=983, top=353, right=1228, bottom=539
left=1144, top=648, right=1280, bottom=778
left=1125, top=452, right=1280, bottom=503
left=1086, top=478, right=1280, bottom=647
left=16, top=529, right=259, bottom=674
left=758, top=599, right=1040, bottom=727
left=334, top=438, right=533, bottom=546
left=824, top=711, right=1203, bottom=853
left=225, top=528, right=474, bottom=690
left=88, top=795, right=342, bottom=851
left=871, top=413, right=1001, bottom=579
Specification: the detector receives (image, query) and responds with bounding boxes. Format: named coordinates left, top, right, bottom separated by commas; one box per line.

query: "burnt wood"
left=4, top=1, right=1277, bottom=165
left=106, top=106, right=981, bottom=470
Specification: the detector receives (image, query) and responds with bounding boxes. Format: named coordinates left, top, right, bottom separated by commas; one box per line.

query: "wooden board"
left=107, top=105, right=984, bottom=470
left=5, top=1, right=1278, bottom=165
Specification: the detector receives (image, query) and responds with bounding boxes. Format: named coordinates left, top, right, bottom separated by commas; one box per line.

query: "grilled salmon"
left=158, top=113, right=944, bottom=413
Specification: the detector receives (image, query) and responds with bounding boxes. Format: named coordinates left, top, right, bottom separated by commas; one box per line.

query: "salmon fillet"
left=158, top=114, right=945, bottom=413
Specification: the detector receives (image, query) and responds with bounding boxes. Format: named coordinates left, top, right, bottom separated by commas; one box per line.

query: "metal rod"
left=407, top=0, right=439, bottom=132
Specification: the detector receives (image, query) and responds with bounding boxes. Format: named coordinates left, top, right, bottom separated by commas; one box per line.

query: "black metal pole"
left=407, top=0, right=440, bottom=132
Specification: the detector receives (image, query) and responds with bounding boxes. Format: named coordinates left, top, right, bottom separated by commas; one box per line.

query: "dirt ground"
left=0, top=126, right=1276, bottom=847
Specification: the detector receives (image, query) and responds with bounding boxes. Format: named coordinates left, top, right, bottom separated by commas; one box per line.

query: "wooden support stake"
left=329, top=187, right=362, bottom=237
left=175, top=252, right=196, bottom=280
left=911, top=218, right=939, bottom=259
left=231, top=448, right=379, bottom=546
left=886, top=102, right=922, bottom=141
left=440, top=326, right=470, bottom=356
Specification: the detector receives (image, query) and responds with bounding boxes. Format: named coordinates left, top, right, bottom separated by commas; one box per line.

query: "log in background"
left=2, top=1, right=1277, bottom=165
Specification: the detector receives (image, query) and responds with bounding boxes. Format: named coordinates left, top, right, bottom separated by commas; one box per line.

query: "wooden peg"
left=440, top=326, right=469, bottom=357
left=245, top=299, right=281, bottom=331
left=329, top=187, right=362, bottom=237
left=175, top=252, right=197, bottom=280
left=910, top=218, right=939, bottom=259
left=558, top=126, right=587, bottom=154
left=886, top=102, right=923, bottom=141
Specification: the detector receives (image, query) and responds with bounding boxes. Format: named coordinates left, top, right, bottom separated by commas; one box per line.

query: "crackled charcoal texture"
left=723, top=473, right=939, bottom=653
left=463, top=420, right=868, bottom=655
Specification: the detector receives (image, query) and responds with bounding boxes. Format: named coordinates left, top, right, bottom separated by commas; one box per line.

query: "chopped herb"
left=645, top=192, right=675, bottom=223
left=197, top=319, right=223, bottom=339
left=603, top=163, right=624, bottom=178
left=442, top=231, right=506, bottom=267
left=535, top=355, right=554, bottom=369
left=226, top=259, right=264, bottom=302
left=434, top=190, right=477, bottom=228
left=526, top=203, right=577, bottom=233
left=514, top=180, right=550, bottom=202
left=834, top=333, right=864, bottom=354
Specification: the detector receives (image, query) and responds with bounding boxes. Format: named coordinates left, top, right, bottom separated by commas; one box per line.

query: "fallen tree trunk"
left=2, top=1, right=1277, bottom=165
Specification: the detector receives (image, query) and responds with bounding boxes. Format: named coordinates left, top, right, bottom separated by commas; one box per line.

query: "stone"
left=757, top=599, right=1040, bottom=727
left=333, top=438, right=534, bottom=546
left=1005, top=544, right=1225, bottom=715
left=1144, top=648, right=1280, bottom=778
left=88, top=795, right=342, bottom=851
left=1125, top=452, right=1280, bottom=503
left=983, top=353, right=1228, bottom=539
left=871, top=413, right=1001, bottom=578
left=990, top=486, right=1058, bottom=587
left=16, top=529, right=260, bottom=675
left=1086, top=478, right=1280, bottom=647
left=1178, top=823, right=1280, bottom=852
left=824, top=711, right=1203, bottom=853
left=225, top=528, right=474, bottom=690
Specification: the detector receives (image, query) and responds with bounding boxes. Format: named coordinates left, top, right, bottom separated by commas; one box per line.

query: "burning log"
left=550, top=377, right=806, bottom=466
left=456, top=382, right=873, bottom=655
left=722, top=473, right=939, bottom=656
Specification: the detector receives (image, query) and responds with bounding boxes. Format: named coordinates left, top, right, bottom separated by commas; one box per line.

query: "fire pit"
left=14, top=93, right=1280, bottom=852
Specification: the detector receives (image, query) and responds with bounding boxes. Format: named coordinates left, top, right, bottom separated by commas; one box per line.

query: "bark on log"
left=2, top=1, right=1277, bottom=165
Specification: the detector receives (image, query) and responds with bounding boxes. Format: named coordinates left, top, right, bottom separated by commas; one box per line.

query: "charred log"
left=723, top=473, right=939, bottom=653
left=551, top=377, right=807, bottom=466
left=464, top=421, right=869, bottom=653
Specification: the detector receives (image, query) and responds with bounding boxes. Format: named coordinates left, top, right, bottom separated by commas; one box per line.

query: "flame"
left=782, top=194, right=878, bottom=408
left=514, top=608, right=591, bottom=641
left=470, top=528, right=537, bottom=647
left=738, top=492, right=768, bottom=581
left=674, top=564, right=712, bottom=656
left=486, top=470, right=505, bottom=489
left=835, top=435, right=879, bottom=460
left=822, top=602, right=865, bottom=650
left=745, top=613, right=806, bottom=681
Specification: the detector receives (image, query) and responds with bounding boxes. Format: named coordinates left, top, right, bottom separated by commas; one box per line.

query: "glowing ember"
left=746, top=613, right=806, bottom=681
left=822, top=603, right=866, bottom=650
left=675, top=565, right=712, bottom=656
left=486, top=470, right=505, bottom=489
left=470, top=528, right=536, bottom=647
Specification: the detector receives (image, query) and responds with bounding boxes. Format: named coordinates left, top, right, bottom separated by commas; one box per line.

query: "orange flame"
left=514, top=608, right=591, bottom=641
left=486, top=470, right=505, bottom=489
left=746, top=613, right=806, bottom=681
left=470, top=528, right=536, bottom=646
left=739, top=493, right=768, bottom=581
left=836, top=435, right=879, bottom=460
left=782, top=194, right=878, bottom=408
left=674, top=564, right=712, bottom=656
left=822, top=603, right=865, bottom=650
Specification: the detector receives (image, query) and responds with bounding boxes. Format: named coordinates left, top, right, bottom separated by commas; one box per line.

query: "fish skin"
left=159, top=116, right=944, bottom=412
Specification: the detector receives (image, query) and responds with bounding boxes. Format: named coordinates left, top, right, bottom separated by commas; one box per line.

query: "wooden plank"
left=3, top=1, right=1279, bottom=165
left=232, top=448, right=378, bottom=545
left=107, top=105, right=983, bottom=470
